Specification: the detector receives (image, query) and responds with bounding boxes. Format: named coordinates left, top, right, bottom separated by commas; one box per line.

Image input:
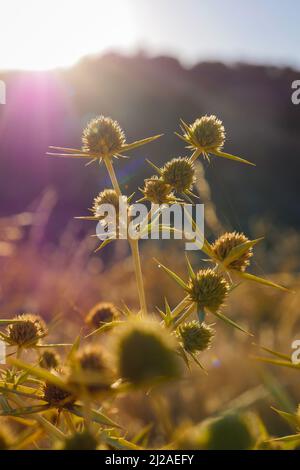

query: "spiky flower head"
left=161, top=157, right=195, bottom=193
left=86, top=302, right=119, bottom=329
left=58, top=430, right=98, bottom=450
left=140, top=176, right=176, bottom=204
left=182, top=115, right=225, bottom=152
left=68, top=345, right=112, bottom=395
left=39, top=350, right=60, bottom=370
left=0, top=422, right=13, bottom=450
left=211, top=231, right=253, bottom=271
left=115, top=319, right=181, bottom=386
left=43, top=372, right=75, bottom=408
left=186, top=269, right=229, bottom=313
left=177, top=321, right=214, bottom=353
left=92, top=189, right=120, bottom=218
left=82, top=116, right=125, bottom=158
left=6, top=314, right=47, bottom=348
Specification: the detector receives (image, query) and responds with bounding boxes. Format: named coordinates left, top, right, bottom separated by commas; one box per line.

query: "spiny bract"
left=211, top=231, right=253, bottom=271
left=178, top=321, right=214, bottom=353
left=184, top=115, right=225, bottom=152
left=140, top=176, right=176, bottom=204
left=92, top=189, right=121, bottom=218
left=82, top=115, right=125, bottom=158
left=6, top=314, right=47, bottom=348
left=161, top=157, right=195, bottom=193
left=186, top=269, right=229, bottom=312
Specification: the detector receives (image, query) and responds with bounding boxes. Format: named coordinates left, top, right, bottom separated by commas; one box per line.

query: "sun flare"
left=0, top=0, right=136, bottom=71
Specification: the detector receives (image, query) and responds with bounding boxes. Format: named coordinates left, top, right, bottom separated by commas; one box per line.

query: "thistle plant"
left=0, top=113, right=291, bottom=450
left=176, top=114, right=255, bottom=166
left=48, top=116, right=163, bottom=316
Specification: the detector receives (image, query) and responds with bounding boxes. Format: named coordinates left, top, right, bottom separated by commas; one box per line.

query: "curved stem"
left=103, top=157, right=148, bottom=315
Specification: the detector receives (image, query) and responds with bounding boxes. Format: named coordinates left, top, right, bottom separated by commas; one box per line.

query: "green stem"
left=171, top=296, right=190, bottom=321
left=173, top=303, right=195, bottom=329
left=130, top=238, right=148, bottom=316
left=103, top=157, right=148, bottom=315
left=190, top=148, right=201, bottom=163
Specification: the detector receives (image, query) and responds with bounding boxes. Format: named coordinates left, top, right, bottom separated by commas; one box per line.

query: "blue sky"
left=0, top=0, right=299, bottom=70
left=131, top=0, right=300, bottom=67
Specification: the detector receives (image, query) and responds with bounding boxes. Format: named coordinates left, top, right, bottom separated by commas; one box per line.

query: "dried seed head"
left=69, top=345, right=112, bottom=395
left=43, top=370, right=75, bottom=408
left=59, top=430, right=98, bottom=450
left=86, top=302, right=119, bottom=329
left=6, top=314, right=47, bottom=348
left=92, top=189, right=120, bottom=218
left=140, top=176, right=176, bottom=204
left=116, top=319, right=181, bottom=385
left=177, top=321, right=214, bottom=353
left=186, top=269, right=229, bottom=313
left=39, top=350, right=60, bottom=370
left=184, top=115, right=225, bottom=152
left=161, top=157, right=195, bottom=193
left=0, top=422, right=13, bottom=450
left=82, top=115, right=125, bottom=157
left=211, top=231, right=253, bottom=271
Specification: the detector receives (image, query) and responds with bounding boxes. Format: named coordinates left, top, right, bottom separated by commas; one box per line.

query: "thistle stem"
left=104, top=157, right=122, bottom=197
left=190, top=149, right=201, bottom=163
left=103, top=157, right=148, bottom=315
left=64, top=410, right=77, bottom=434
left=130, top=238, right=148, bottom=316
left=171, top=296, right=190, bottom=320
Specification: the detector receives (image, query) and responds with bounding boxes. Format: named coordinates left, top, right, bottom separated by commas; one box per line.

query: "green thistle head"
left=212, top=231, right=253, bottom=271
left=140, top=176, right=176, bottom=204
left=161, top=157, right=195, bottom=193
left=115, top=319, right=181, bottom=385
left=199, top=413, right=256, bottom=450
left=59, top=430, right=98, bottom=450
left=86, top=302, right=119, bottom=329
left=183, top=115, right=225, bottom=152
left=82, top=115, right=125, bottom=158
left=177, top=321, right=214, bottom=353
left=69, top=345, right=112, bottom=395
left=186, top=269, right=229, bottom=312
left=6, top=314, right=47, bottom=348
left=92, top=189, right=120, bottom=218
left=39, top=350, right=60, bottom=370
